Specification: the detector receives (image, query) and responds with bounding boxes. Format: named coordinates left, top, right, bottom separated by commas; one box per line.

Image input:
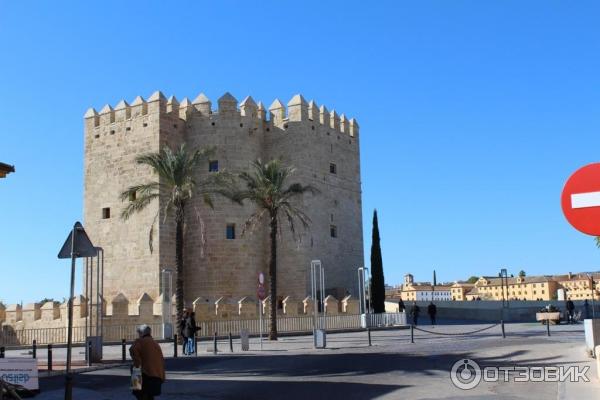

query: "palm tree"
left=120, top=144, right=229, bottom=324
left=228, top=159, right=317, bottom=340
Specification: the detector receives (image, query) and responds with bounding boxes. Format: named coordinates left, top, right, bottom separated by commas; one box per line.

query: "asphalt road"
left=32, top=322, right=598, bottom=400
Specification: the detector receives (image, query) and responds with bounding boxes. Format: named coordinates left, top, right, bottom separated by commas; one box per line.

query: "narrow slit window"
left=329, top=163, right=337, bottom=174
left=102, top=208, right=111, bottom=219
left=129, top=191, right=137, bottom=201
left=209, top=160, right=219, bottom=172
left=330, top=225, right=337, bottom=238
left=226, top=224, right=236, bottom=240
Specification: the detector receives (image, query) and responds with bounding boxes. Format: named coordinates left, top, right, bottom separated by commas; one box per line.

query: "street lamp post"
left=500, top=268, right=509, bottom=308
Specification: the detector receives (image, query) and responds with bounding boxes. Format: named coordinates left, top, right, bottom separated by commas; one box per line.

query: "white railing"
left=196, top=312, right=405, bottom=337
left=0, top=313, right=406, bottom=346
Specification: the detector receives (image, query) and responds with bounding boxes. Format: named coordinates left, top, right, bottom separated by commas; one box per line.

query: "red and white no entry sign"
left=561, top=163, right=600, bottom=236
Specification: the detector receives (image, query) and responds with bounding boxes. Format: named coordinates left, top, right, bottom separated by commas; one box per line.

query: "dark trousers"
left=430, top=315, right=436, bottom=325
left=412, top=315, right=418, bottom=326
left=133, top=373, right=162, bottom=400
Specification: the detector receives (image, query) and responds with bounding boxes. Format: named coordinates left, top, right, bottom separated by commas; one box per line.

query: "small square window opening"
left=102, top=208, right=111, bottom=219
left=209, top=160, right=219, bottom=172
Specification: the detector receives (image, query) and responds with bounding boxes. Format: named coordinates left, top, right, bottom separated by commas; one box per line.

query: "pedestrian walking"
left=398, top=297, right=406, bottom=313
left=129, top=325, right=165, bottom=400
left=184, top=311, right=200, bottom=355
left=566, top=299, right=575, bottom=324
left=427, top=302, right=437, bottom=326
left=180, top=309, right=189, bottom=354
left=409, top=302, right=420, bottom=326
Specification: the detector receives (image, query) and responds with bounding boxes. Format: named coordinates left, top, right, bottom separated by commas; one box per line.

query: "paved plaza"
left=15, top=322, right=598, bottom=399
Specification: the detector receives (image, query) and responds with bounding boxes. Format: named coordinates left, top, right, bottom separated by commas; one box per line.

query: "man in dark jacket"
left=566, top=299, right=575, bottom=324
left=180, top=309, right=189, bottom=355
left=183, top=312, right=200, bottom=355
left=398, top=297, right=406, bottom=313
left=428, top=302, right=437, bottom=326
left=410, top=302, right=420, bottom=326
left=130, top=325, right=165, bottom=400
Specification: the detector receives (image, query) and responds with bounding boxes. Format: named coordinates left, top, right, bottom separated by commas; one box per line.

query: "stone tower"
left=83, top=91, right=363, bottom=310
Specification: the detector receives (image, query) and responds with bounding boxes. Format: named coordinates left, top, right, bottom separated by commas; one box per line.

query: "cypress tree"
left=370, top=209, right=386, bottom=313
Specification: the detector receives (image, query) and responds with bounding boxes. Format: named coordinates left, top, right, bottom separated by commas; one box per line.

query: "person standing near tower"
left=428, top=302, right=437, bottom=326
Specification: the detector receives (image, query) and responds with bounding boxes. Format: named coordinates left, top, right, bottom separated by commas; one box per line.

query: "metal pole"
left=259, top=300, right=263, bottom=351
left=0, top=347, right=4, bottom=358
left=213, top=331, right=217, bottom=354
left=96, top=249, right=101, bottom=338
left=311, top=261, right=317, bottom=347
left=367, top=328, right=372, bottom=346
left=65, top=224, right=77, bottom=400
left=410, top=324, right=414, bottom=343
left=357, top=268, right=363, bottom=314
left=173, top=334, right=178, bottom=358
left=501, top=320, right=505, bottom=338
left=320, top=264, right=325, bottom=330
left=85, top=257, right=89, bottom=341
left=366, top=268, right=372, bottom=314
left=32, top=340, right=37, bottom=359
left=546, top=319, right=551, bottom=337
left=589, top=275, right=596, bottom=320
left=121, top=339, right=126, bottom=362
left=100, top=249, right=104, bottom=339
left=47, top=344, right=52, bottom=371
left=229, top=332, right=233, bottom=353
left=87, top=341, right=92, bottom=367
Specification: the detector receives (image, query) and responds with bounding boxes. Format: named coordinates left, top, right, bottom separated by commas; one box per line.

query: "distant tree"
left=467, top=276, right=479, bottom=284
left=38, top=298, right=54, bottom=304
left=518, top=270, right=526, bottom=277
left=370, top=210, right=386, bottom=313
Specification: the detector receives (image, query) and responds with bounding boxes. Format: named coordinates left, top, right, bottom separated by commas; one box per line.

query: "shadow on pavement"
left=37, top=348, right=567, bottom=400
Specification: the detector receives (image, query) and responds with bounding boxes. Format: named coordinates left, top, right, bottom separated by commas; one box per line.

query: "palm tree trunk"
left=175, top=205, right=185, bottom=330
left=269, top=216, right=278, bottom=340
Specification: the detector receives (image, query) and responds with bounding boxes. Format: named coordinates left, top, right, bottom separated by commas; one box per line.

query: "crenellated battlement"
left=84, top=91, right=359, bottom=138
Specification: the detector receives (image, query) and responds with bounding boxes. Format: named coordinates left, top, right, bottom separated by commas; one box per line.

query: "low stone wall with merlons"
left=0, top=293, right=361, bottom=345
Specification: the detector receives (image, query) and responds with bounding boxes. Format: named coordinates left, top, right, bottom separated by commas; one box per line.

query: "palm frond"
left=121, top=193, right=160, bottom=220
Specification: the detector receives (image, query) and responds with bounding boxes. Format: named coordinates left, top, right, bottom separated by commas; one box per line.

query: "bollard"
left=121, top=339, right=126, bottom=362
left=410, top=325, right=414, bottom=344
left=195, top=334, right=198, bottom=356
left=547, top=319, right=551, bottom=337
left=213, top=331, right=217, bottom=354
left=47, top=344, right=53, bottom=371
left=229, top=332, right=233, bottom=353
left=0, top=346, right=4, bottom=358
left=173, top=334, right=178, bottom=358
left=501, top=320, right=506, bottom=339
left=367, top=328, right=372, bottom=346
left=87, top=341, right=92, bottom=367
left=32, top=340, right=37, bottom=359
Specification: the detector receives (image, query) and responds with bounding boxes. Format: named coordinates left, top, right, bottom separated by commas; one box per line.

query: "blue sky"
left=1, top=1, right=600, bottom=304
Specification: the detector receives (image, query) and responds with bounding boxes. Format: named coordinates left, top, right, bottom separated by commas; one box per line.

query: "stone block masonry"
left=83, top=90, right=364, bottom=314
